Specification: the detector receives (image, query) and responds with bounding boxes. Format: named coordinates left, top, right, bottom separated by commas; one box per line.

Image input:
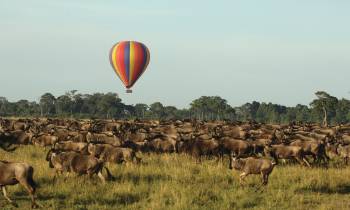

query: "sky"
left=0, top=0, right=349, bottom=108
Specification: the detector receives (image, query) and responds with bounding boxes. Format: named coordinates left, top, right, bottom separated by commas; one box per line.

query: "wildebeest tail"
left=27, top=166, right=37, bottom=192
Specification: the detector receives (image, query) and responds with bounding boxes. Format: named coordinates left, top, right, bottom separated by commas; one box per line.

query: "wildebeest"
left=53, top=141, right=89, bottom=154
left=219, top=137, right=254, bottom=158
left=177, top=138, right=220, bottom=162
left=0, top=160, right=39, bottom=208
left=264, top=144, right=311, bottom=167
left=32, top=133, right=58, bottom=147
left=46, top=149, right=111, bottom=183
left=229, top=156, right=276, bottom=190
left=144, top=138, right=176, bottom=153
left=86, top=132, right=122, bottom=147
left=337, top=144, right=350, bottom=165
left=88, top=144, right=141, bottom=164
left=290, top=139, right=329, bottom=164
left=0, top=131, right=18, bottom=151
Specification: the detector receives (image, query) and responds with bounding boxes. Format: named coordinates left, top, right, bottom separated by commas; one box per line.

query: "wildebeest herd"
left=1, top=118, right=350, bottom=208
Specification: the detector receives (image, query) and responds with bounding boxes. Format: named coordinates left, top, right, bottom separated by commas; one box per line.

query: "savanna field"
left=1, top=146, right=350, bottom=210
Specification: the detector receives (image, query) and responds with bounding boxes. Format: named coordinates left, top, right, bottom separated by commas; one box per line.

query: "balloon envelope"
left=109, top=41, right=150, bottom=89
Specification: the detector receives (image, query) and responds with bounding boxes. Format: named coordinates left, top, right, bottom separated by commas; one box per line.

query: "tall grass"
left=1, top=146, right=350, bottom=210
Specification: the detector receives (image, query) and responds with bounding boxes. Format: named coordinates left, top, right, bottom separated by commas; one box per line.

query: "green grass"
left=1, top=146, right=350, bottom=210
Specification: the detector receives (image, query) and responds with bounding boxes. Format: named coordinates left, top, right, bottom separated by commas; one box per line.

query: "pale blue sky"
left=0, top=0, right=349, bottom=108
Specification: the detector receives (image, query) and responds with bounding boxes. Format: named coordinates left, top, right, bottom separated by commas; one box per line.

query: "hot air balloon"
left=109, top=41, right=150, bottom=93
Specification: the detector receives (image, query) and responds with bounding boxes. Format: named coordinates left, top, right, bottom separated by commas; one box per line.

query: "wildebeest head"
left=229, top=157, right=245, bottom=170
left=263, top=145, right=273, bottom=157
left=0, top=131, right=18, bottom=152
left=45, top=148, right=59, bottom=168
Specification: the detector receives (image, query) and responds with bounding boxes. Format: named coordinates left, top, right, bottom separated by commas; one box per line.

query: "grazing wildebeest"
left=219, top=137, right=254, bottom=158
left=144, top=138, right=176, bottom=153
left=0, top=160, right=39, bottom=208
left=46, top=149, right=111, bottom=183
left=229, top=156, right=276, bottom=190
left=177, top=138, right=220, bottom=162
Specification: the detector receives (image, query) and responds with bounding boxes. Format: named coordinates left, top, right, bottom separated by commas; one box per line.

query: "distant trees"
left=134, top=103, right=149, bottom=119
left=39, top=93, right=56, bottom=116
left=190, top=96, right=235, bottom=120
left=310, top=91, right=339, bottom=127
left=0, top=90, right=349, bottom=125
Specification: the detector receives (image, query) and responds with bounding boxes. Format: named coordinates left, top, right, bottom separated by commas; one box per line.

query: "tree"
left=149, top=102, right=165, bottom=119
left=310, top=91, right=338, bottom=127
left=164, top=106, right=178, bottom=120
left=134, top=103, right=149, bottom=119
left=15, top=100, right=31, bottom=116
left=190, top=96, right=235, bottom=120
left=96, top=93, right=123, bottom=118
left=65, top=90, right=78, bottom=118
left=0, top=97, right=9, bottom=116
left=55, top=95, right=72, bottom=117
left=334, top=98, right=350, bottom=124
left=236, top=101, right=260, bottom=121
left=72, top=93, right=85, bottom=118
left=39, top=93, right=56, bottom=117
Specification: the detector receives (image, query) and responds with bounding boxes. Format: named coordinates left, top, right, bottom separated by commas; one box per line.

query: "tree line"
left=0, top=90, right=349, bottom=125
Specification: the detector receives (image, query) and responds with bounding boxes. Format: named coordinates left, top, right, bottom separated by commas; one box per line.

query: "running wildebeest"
left=0, top=160, right=39, bottom=208
left=229, top=155, right=276, bottom=191
left=46, top=149, right=112, bottom=183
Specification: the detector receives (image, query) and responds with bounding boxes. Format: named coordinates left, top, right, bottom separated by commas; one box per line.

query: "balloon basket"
left=126, top=89, right=132, bottom=93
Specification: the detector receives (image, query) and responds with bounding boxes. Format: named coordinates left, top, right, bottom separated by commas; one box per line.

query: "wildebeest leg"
left=239, top=172, right=248, bottom=187
left=295, top=157, right=307, bottom=167
left=302, top=157, right=311, bottom=167
left=18, top=179, right=39, bottom=209
left=52, top=171, right=60, bottom=183
left=103, top=167, right=114, bottom=180
left=97, top=171, right=106, bottom=184
left=254, top=173, right=265, bottom=192
left=273, top=156, right=279, bottom=165
left=1, top=186, right=18, bottom=207
left=63, top=172, right=70, bottom=181
left=216, top=153, right=221, bottom=164
left=311, top=154, right=318, bottom=164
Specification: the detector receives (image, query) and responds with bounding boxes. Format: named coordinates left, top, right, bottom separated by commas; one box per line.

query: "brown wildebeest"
left=88, top=144, right=141, bottom=164
left=53, top=141, right=89, bottom=154
left=32, top=133, right=58, bottom=147
left=229, top=156, right=276, bottom=191
left=0, top=160, right=39, bottom=208
left=337, top=144, right=350, bottom=165
left=0, top=131, right=18, bottom=151
left=177, top=138, right=220, bottom=162
left=144, top=138, right=176, bottom=153
left=86, top=132, right=122, bottom=147
left=290, top=139, right=329, bottom=164
left=219, top=137, right=254, bottom=158
left=46, top=149, right=111, bottom=183
left=6, top=130, right=33, bottom=145
left=264, top=144, right=311, bottom=167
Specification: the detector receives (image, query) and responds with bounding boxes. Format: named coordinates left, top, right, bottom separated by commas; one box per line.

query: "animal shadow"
left=112, top=172, right=171, bottom=184
left=297, top=184, right=350, bottom=194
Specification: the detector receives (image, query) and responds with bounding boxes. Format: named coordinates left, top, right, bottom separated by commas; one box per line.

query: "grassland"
left=1, top=146, right=350, bottom=210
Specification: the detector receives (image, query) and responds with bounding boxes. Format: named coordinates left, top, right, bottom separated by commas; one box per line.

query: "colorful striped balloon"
left=109, top=41, right=150, bottom=90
